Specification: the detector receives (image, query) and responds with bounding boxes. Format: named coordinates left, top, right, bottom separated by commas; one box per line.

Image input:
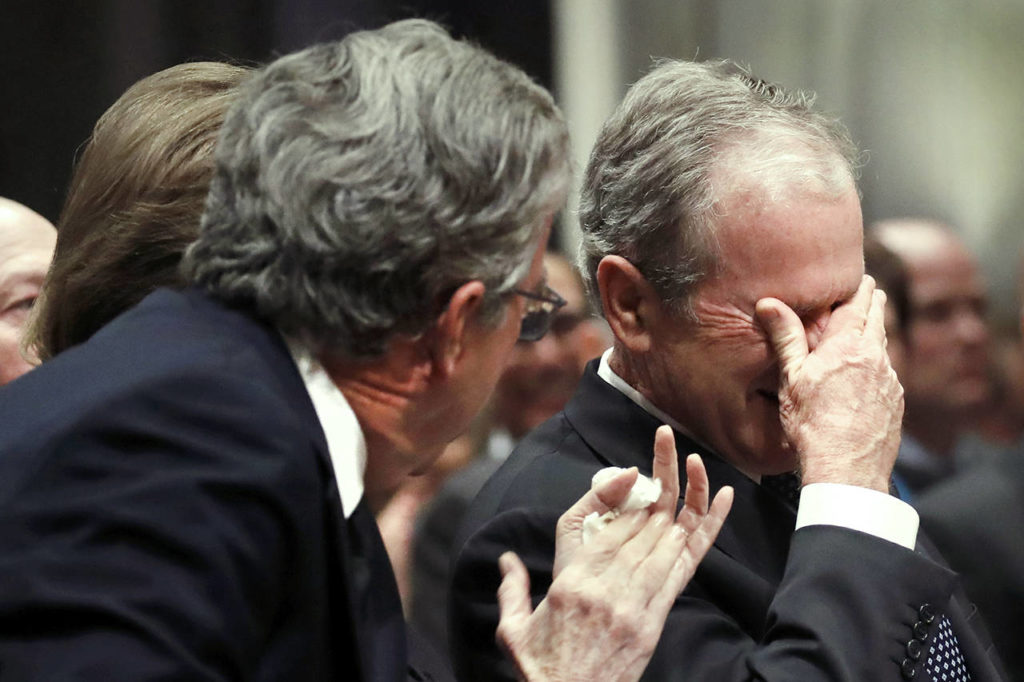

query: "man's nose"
left=954, top=306, right=989, bottom=346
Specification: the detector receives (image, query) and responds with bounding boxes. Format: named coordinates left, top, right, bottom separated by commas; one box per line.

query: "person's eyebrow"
left=0, top=266, right=46, bottom=293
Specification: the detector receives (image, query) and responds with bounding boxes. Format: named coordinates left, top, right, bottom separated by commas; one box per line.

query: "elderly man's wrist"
left=800, top=464, right=890, bottom=493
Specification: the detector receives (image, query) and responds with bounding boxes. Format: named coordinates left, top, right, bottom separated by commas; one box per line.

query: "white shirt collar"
left=288, top=344, right=366, bottom=518
left=596, top=348, right=760, bottom=483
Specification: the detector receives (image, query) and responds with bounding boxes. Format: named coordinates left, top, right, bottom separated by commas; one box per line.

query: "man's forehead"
left=704, top=186, right=864, bottom=308
left=0, top=251, right=51, bottom=287
left=0, top=203, right=56, bottom=256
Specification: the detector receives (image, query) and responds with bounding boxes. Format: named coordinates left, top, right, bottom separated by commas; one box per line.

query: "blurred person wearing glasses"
left=0, top=20, right=731, bottom=682
left=403, top=250, right=607, bottom=653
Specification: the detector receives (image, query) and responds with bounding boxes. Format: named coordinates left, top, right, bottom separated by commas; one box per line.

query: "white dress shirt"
left=290, top=346, right=366, bottom=519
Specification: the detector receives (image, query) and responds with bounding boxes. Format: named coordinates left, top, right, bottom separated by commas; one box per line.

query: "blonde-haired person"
left=25, top=61, right=250, bottom=361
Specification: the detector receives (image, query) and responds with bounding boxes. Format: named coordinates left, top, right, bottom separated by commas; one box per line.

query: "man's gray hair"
left=578, top=59, right=861, bottom=318
left=183, top=19, right=569, bottom=357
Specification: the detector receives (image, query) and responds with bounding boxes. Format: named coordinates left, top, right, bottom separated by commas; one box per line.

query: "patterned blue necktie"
left=922, top=615, right=971, bottom=681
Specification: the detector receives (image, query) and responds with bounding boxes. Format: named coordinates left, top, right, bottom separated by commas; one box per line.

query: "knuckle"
left=555, top=516, right=572, bottom=537
left=548, top=579, right=587, bottom=612
left=495, top=620, right=519, bottom=652
left=607, top=605, right=640, bottom=640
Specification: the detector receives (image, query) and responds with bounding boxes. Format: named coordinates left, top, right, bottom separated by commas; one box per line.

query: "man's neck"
left=321, top=352, right=433, bottom=505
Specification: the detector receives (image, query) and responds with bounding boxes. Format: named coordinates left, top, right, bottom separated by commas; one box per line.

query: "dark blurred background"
left=0, top=0, right=552, bottom=225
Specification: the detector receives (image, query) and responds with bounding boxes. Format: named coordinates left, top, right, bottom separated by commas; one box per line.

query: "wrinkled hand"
left=755, top=275, right=904, bottom=493
left=496, top=425, right=734, bottom=682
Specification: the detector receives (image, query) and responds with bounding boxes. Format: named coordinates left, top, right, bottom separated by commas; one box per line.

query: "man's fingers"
left=652, top=425, right=680, bottom=514
left=647, top=486, right=733, bottom=615
left=865, top=288, right=888, bottom=346
left=755, top=297, right=808, bottom=381
left=822, top=274, right=875, bottom=341
left=676, top=454, right=710, bottom=532
left=556, top=466, right=639, bottom=538
left=496, top=551, right=532, bottom=644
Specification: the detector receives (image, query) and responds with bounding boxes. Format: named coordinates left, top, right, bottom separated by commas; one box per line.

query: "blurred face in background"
left=0, top=198, right=56, bottom=385
left=492, top=252, right=608, bottom=439
left=902, top=233, right=991, bottom=418
left=883, top=304, right=908, bottom=381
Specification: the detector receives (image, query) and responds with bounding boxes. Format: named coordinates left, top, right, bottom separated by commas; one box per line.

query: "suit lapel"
left=322, top=478, right=407, bottom=682
left=345, top=500, right=407, bottom=682
left=217, top=294, right=407, bottom=682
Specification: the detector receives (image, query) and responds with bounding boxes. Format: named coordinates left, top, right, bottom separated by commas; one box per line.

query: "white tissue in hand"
left=582, top=467, right=662, bottom=544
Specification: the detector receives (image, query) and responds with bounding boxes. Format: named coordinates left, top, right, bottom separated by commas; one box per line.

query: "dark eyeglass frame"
left=512, top=283, right=567, bottom=342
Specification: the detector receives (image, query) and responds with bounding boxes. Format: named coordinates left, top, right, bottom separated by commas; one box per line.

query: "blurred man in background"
left=407, top=249, right=607, bottom=651
left=872, top=219, right=993, bottom=498
left=916, top=247, right=1024, bottom=681
left=0, top=197, right=55, bottom=385
left=486, top=250, right=609, bottom=443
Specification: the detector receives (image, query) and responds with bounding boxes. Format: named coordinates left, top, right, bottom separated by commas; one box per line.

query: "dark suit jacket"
left=0, top=289, right=413, bottom=681
left=917, top=448, right=1024, bottom=681
left=411, top=454, right=505, bottom=655
left=450, top=361, right=1006, bottom=681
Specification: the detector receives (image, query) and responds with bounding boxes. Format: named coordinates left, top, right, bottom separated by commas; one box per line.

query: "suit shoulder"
left=0, top=294, right=321, bottom=505
left=489, top=414, right=604, bottom=510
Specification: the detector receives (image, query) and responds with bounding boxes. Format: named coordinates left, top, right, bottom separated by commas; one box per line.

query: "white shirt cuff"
left=795, top=482, right=919, bottom=550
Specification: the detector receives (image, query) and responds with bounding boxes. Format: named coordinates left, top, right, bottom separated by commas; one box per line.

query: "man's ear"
left=597, top=255, right=657, bottom=353
left=430, top=280, right=488, bottom=378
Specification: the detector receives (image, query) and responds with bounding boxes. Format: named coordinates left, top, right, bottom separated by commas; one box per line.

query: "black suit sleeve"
left=451, top=509, right=986, bottom=681
left=0, top=368, right=322, bottom=681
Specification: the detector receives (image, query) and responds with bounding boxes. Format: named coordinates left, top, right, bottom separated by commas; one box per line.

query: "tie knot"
left=760, top=472, right=801, bottom=509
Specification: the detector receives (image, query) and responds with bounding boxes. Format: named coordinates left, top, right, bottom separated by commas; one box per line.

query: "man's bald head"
left=871, top=219, right=961, bottom=262
left=0, top=198, right=56, bottom=384
left=870, top=218, right=990, bottom=451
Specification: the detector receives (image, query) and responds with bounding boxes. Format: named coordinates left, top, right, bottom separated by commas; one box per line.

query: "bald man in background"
left=915, top=248, right=1024, bottom=681
left=872, top=219, right=992, bottom=497
left=0, top=198, right=56, bottom=385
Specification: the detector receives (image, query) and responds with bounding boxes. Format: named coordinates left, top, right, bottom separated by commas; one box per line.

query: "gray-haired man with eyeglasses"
left=0, top=19, right=732, bottom=682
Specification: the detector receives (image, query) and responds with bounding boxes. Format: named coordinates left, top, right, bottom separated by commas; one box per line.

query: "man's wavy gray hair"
left=183, top=19, right=569, bottom=357
left=578, top=58, right=861, bottom=319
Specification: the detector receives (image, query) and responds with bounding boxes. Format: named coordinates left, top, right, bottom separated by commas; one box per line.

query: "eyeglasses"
left=513, top=283, right=567, bottom=342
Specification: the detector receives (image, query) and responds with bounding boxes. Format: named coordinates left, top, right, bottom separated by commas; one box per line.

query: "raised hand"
left=755, top=274, right=904, bottom=493
left=496, top=425, right=733, bottom=682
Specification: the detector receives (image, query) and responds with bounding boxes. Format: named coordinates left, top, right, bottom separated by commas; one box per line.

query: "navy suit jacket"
left=450, top=361, right=1006, bottom=681
left=0, top=289, right=413, bottom=681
